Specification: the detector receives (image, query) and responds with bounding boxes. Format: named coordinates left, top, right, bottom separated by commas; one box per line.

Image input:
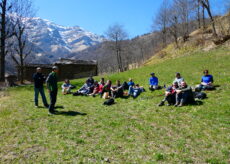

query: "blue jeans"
left=128, top=86, right=141, bottom=98
left=34, top=87, right=48, bottom=106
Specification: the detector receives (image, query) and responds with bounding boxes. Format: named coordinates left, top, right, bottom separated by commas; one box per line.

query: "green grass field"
left=0, top=46, right=229, bottom=163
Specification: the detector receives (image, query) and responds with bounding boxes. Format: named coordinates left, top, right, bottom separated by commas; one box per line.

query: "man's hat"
left=150, top=72, right=155, bottom=75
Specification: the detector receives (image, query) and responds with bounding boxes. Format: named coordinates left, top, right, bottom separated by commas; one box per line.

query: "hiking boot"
left=158, top=101, right=164, bottom=106
left=48, top=111, right=55, bottom=115
left=174, top=103, right=179, bottom=107
left=44, top=104, right=49, bottom=108
left=178, top=103, right=184, bottom=107
left=49, top=109, right=58, bottom=114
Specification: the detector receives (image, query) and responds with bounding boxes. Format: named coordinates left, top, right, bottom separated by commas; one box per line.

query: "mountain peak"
left=20, top=16, right=104, bottom=62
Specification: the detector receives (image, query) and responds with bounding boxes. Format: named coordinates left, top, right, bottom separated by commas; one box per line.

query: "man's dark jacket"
left=33, top=73, right=46, bottom=88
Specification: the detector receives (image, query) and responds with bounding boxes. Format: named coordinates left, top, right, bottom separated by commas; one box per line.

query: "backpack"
left=103, top=98, right=115, bottom=105
left=194, top=92, right=207, bottom=100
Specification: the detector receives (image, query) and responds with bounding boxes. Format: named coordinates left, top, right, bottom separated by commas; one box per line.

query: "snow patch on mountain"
left=23, top=17, right=104, bottom=61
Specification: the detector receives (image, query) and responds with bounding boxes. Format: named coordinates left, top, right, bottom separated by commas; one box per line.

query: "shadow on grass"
left=214, top=84, right=220, bottom=88
left=55, top=106, right=64, bottom=109
left=193, top=100, right=204, bottom=106
left=37, top=106, right=47, bottom=109
left=120, top=95, right=129, bottom=99
left=56, top=111, right=87, bottom=116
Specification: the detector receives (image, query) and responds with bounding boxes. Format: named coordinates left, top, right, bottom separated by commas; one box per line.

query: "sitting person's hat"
left=150, top=72, right=155, bottom=75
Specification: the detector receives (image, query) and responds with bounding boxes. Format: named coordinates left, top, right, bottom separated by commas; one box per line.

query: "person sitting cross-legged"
left=77, top=80, right=91, bottom=95
left=174, top=81, right=195, bottom=107
left=89, top=81, right=100, bottom=97
left=173, top=72, right=184, bottom=87
left=98, top=78, right=105, bottom=95
left=128, top=84, right=144, bottom=98
left=158, top=82, right=179, bottom=106
left=196, top=69, right=214, bottom=91
left=100, top=80, right=112, bottom=98
left=127, top=78, right=135, bottom=87
left=61, top=79, right=75, bottom=94
left=149, top=72, right=160, bottom=91
left=87, top=76, right=95, bottom=93
left=111, top=80, right=124, bottom=98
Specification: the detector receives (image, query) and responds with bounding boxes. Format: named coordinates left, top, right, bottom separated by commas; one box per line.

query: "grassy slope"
left=0, top=46, right=230, bottom=163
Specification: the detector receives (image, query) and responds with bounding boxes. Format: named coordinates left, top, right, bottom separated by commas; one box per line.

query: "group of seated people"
left=158, top=70, right=214, bottom=107
left=61, top=69, right=214, bottom=107
left=65, top=77, right=145, bottom=99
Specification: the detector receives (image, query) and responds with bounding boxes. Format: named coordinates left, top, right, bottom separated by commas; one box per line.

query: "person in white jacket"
left=62, top=79, right=75, bottom=94
left=173, top=72, right=184, bottom=87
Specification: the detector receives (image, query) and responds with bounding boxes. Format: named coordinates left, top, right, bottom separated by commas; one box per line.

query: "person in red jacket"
left=100, top=80, right=112, bottom=98
left=158, top=82, right=179, bottom=106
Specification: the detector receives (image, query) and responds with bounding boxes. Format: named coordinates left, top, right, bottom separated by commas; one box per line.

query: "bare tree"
left=201, top=1, right=206, bottom=29
left=196, top=0, right=201, bottom=28
left=0, top=0, right=15, bottom=82
left=225, top=0, right=230, bottom=13
left=173, top=0, right=194, bottom=42
left=153, top=0, right=170, bottom=48
left=200, top=0, right=217, bottom=36
left=135, top=39, right=145, bottom=63
left=105, top=23, right=128, bottom=72
left=10, top=0, right=34, bottom=84
left=168, top=5, right=179, bottom=48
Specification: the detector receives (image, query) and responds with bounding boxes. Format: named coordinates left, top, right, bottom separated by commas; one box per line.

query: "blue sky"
left=34, top=0, right=162, bottom=38
left=33, top=0, right=226, bottom=38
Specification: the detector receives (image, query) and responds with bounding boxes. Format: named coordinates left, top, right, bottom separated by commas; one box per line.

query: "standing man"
left=33, top=67, right=49, bottom=108
left=46, top=66, right=59, bottom=114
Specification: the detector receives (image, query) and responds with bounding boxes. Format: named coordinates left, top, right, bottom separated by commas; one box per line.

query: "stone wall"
left=22, top=63, right=97, bottom=82
left=23, top=65, right=52, bottom=82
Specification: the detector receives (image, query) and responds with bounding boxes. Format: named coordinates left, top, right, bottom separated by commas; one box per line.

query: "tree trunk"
left=201, top=0, right=217, bottom=36
left=197, top=0, right=201, bottom=28
left=162, top=28, right=166, bottom=48
left=20, top=66, right=24, bottom=84
left=0, top=0, right=7, bottom=82
left=205, top=6, right=217, bottom=36
left=202, top=4, right=206, bottom=30
left=140, top=47, right=144, bottom=63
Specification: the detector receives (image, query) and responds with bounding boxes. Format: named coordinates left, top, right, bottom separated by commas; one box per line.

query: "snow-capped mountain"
left=5, top=15, right=105, bottom=73
left=24, top=17, right=104, bottom=61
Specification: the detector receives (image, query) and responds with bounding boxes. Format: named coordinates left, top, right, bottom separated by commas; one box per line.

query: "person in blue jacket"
left=196, top=70, right=214, bottom=91
left=127, top=78, right=135, bottom=87
left=149, top=73, right=159, bottom=91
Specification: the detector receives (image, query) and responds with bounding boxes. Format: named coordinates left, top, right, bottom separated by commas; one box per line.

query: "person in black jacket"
left=33, top=67, right=49, bottom=108
left=175, top=81, right=195, bottom=107
left=46, top=66, right=59, bottom=114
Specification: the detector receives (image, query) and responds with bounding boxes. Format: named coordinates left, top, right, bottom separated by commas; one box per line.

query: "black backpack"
left=194, top=92, right=207, bottom=100
left=103, top=98, right=115, bottom=105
